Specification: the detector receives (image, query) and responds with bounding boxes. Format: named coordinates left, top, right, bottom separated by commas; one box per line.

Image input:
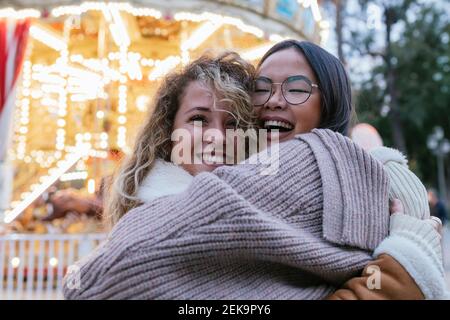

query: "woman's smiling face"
left=172, top=81, right=238, bottom=176
left=254, top=48, right=322, bottom=142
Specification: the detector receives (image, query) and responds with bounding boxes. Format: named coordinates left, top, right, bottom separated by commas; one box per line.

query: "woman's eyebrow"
left=255, top=76, right=272, bottom=82
left=186, top=106, right=211, bottom=113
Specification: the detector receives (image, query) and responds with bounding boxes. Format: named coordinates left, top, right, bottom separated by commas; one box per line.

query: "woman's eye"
left=255, top=89, right=270, bottom=93
left=289, top=89, right=309, bottom=93
left=225, top=120, right=238, bottom=128
left=189, top=115, right=208, bottom=124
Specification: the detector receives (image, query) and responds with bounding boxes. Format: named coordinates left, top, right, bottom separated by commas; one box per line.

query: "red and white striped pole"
left=0, top=18, right=30, bottom=214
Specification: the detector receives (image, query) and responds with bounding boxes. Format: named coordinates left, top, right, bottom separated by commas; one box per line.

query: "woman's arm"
left=327, top=201, right=449, bottom=300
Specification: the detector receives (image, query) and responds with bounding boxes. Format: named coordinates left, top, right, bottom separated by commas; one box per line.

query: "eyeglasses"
left=251, top=75, right=319, bottom=106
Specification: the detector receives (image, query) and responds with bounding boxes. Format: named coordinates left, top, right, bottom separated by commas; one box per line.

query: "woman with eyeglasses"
left=253, top=40, right=350, bottom=140
left=250, top=40, right=448, bottom=299
left=63, top=41, right=449, bottom=300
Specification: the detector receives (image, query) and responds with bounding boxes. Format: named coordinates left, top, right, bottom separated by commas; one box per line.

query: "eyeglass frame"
left=251, top=75, right=319, bottom=106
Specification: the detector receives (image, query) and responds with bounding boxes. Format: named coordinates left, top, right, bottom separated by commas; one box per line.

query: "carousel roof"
left=1, top=0, right=329, bottom=43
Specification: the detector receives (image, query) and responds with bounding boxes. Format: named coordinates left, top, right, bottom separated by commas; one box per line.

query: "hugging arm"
left=328, top=146, right=450, bottom=300
left=328, top=208, right=449, bottom=300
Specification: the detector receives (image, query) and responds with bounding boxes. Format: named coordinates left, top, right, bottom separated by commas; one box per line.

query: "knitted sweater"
left=64, top=129, right=393, bottom=299
left=133, top=148, right=449, bottom=299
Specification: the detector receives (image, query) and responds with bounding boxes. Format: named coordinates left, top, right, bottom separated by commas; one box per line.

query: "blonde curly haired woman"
left=105, top=52, right=257, bottom=228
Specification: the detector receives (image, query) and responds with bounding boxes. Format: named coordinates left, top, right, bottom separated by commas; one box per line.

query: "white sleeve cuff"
left=374, top=214, right=450, bottom=300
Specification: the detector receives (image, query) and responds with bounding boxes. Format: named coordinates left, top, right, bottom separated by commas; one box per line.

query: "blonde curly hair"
left=104, top=52, right=257, bottom=229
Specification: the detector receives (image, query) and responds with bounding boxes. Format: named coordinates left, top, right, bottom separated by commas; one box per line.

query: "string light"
left=174, top=12, right=264, bottom=38
left=10, top=257, right=20, bottom=268
left=29, top=25, right=67, bottom=52
left=140, top=58, right=154, bottom=67
left=31, top=62, right=106, bottom=106
left=41, top=98, right=58, bottom=108
left=118, top=115, right=127, bottom=124
left=55, top=49, right=68, bottom=151
left=103, top=4, right=131, bottom=47
left=126, top=53, right=143, bottom=80
left=71, top=55, right=121, bottom=82
left=51, top=2, right=161, bottom=19
left=88, top=150, right=108, bottom=158
left=96, top=111, right=105, bottom=119
left=148, top=56, right=181, bottom=81
left=60, top=171, right=88, bottom=181
left=4, top=145, right=90, bottom=224
left=117, top=126, right=127, bottom=148
left=49, top=257, right=59, bottom=267
left=0, top=8, right=40, bottom=19
left=87, top=179, right=96, bottom=194
left=117, top=42, right=128, bottom=150
left=99, top=132, right=109, bottom=150
left=31, top=72, right=65, bottom=84
left=118, top=90, right=127, bottom=114
left=27, top=150, right=58, bottom=168
left=136, top=95, right=150, bottom=112
left=16, top=60, right=31, bottom=160
left=181, top=21, right=223, bottom=51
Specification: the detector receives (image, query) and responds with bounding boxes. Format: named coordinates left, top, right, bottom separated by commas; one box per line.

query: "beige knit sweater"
left=63, top=129, right=391, bottom=299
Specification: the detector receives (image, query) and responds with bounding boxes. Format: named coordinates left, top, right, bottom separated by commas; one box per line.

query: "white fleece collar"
left=136, top=160, right=193, bottom=202
left=369, top=146, right=408, bottom=166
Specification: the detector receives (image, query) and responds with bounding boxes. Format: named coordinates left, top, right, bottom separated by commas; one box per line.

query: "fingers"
left=389, top=199, right=404, bottom=216
left=427, top=216, right=443, bottom=236
left=389, top=198, right=443, bottom=238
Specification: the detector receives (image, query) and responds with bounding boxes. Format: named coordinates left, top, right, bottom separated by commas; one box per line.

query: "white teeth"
left=203, top=154, right=225, bottom=164
left=264, top=120, right=293, bottom=130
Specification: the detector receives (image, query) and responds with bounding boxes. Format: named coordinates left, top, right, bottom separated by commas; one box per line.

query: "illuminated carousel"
left=0, top=0, right=329, bottom=235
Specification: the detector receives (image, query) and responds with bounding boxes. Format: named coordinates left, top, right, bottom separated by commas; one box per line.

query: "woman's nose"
left=264, top=85, right=287, bottom=110
left=204, top=123, right=226, bottom=146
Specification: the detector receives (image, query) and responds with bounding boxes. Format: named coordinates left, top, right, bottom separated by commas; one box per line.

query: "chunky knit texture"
left=369, top=146, right=430, bottom=220
left=63, top=129, right=390, bottom=300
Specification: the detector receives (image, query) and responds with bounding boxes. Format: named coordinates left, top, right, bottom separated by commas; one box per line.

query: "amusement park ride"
left=0, top=0, right=328, bottom=231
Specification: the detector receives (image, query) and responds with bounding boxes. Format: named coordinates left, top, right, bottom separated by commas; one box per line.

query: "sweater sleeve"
left=373, top=214, right=450, bottom=299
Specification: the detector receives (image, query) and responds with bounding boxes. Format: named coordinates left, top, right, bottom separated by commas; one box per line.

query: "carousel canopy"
left=2, top=0, right=329, bottom=43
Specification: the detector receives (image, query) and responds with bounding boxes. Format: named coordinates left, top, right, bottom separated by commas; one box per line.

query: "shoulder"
left=296, top=129, right=390, bottom=250
left=296, top=128, right=356, bottom=151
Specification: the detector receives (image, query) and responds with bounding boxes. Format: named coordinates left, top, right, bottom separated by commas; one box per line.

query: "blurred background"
left=0, top=0, right=448, bottom=299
